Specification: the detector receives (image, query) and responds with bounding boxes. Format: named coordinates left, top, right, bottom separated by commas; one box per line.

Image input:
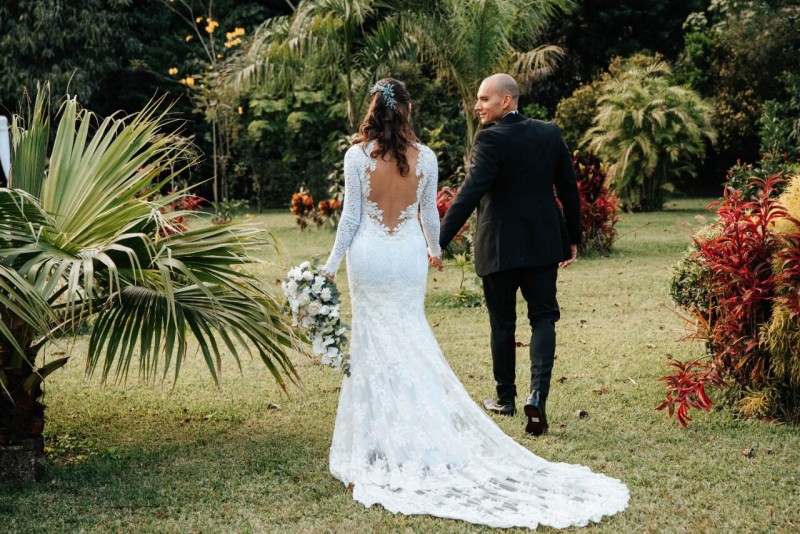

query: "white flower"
left=285, top=279, right=299, bottom=298
left=301, top=316, right=314, bottom=329
left=312, top=333, right=326, bottom=354
left=307, top=301, right=322, bottom=317
left=299, top=261, right=311, bottom=270
left=302, top=271, right=314, bottom=281
left=319, top=305, right=330, bottom=316
left=329, top=307, right=340, bottom=318
left=320, top=287, right=332, bottom=302
left=288, top=267, right=301, bottom=279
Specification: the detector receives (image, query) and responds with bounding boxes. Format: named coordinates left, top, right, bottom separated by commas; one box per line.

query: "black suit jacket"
left=439, top=113, right=581, bottom=277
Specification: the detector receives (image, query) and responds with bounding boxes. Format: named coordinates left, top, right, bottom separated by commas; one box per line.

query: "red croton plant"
left=573, top=152, right=620, bottom=254
left=658, top=175, right=800, bottom=427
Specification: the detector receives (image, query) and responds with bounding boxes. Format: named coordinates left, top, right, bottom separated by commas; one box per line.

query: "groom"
left=439, top=74, right=581, bottom=436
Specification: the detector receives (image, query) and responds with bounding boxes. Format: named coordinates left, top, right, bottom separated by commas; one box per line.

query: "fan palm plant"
left=0, top=87, right=300, bottom=478
left=584, top=56, right=717, bottom=211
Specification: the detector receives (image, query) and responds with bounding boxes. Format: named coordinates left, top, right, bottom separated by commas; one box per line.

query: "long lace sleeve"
left=419, top=148, right=441, bottom=258
left=323, top=148, right=362, bottom=275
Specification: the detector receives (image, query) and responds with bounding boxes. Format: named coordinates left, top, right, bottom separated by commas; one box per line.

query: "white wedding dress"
left=323, top=141, right=629, bottom=529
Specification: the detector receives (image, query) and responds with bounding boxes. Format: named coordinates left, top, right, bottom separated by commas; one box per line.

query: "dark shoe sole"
left=524, top=404, right=548, bottom=436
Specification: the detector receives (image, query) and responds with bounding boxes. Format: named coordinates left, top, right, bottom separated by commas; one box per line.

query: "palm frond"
left=88, top=283, right=300, bottom=390
left=503, top=45, right=564, bottom=89
left=0, top=264, right=53, bottom=360
left=9, top=85, right=50, bottom=197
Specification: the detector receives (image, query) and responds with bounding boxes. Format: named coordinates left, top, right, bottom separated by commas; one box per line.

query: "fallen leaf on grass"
left=575, top=409, right=588, bottom=419
left=742, top=448, right=754, bottom=458
left=515, top=341, right=530, bottom=347
left=267, top=403, right=281, bottom=410
left=592, top=385, right=609, bottom=394
left=556, top=376, right=568, bottom=383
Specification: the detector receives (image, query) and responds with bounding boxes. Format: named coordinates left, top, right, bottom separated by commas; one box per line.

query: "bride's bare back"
left=366, top=147, right=420, bottom=231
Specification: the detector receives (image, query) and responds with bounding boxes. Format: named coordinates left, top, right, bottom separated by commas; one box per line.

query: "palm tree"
left=236, top=0, right=410, bottom=132
left=411, top=0, right=573, bottom=157
left=0, top=88, right=300, bottom=480
left=584, top=56, right=717, bottom=211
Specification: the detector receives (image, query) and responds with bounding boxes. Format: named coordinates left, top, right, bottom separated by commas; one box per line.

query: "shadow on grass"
left=1, top=422, right=337, bottom=527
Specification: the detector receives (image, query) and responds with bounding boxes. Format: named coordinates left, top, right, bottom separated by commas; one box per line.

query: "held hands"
left=559, top=244, right=578, bottom=268
left=428, top=254, right=443, bottom=271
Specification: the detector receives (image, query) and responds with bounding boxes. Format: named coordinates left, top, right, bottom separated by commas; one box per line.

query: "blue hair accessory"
left=370, top=81, right=397, bottom=111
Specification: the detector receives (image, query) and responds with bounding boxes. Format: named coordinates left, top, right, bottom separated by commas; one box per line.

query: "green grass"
left=3, top=198, right=799, bottom=532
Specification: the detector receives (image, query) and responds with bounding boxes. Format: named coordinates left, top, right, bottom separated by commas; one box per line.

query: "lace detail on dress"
left=322, top=144, right=628, bottom=530
left=323, top=142, right=440, bottom=274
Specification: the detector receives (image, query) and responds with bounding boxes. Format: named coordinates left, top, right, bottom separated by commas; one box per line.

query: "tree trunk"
left=0, top=437, right=45, bottom=484
left=1, top=326, right=48, bottom=483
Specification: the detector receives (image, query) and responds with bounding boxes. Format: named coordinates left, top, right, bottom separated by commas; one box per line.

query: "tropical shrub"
left=585, top=55, right=716, bottom=211
left=572, top=151, right=620, bottom=255
left=290, top=188, right=318, bottom=231
left=723, top=153, right=800, bottom=200
left=317, top=199, right=343, bottom=229
left=662, top=175, right=800, bottom=426
left=0, top=89, right=300, bottom=461
left=554, top=81, right=603, bottom=150
left=669, top=225, right=718, bottom=315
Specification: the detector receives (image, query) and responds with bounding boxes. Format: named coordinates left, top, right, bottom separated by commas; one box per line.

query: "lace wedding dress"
left=322, top=141, right=629, bottom=529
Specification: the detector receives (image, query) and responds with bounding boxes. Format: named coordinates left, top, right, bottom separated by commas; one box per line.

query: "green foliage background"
left=1, top=0, right=799, bottom=204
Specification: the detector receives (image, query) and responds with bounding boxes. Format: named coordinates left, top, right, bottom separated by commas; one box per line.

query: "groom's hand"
left=560, top=245, right=578, bottom=268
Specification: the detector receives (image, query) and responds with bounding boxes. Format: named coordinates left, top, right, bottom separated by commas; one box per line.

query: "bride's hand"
left=428, top=255, right=443, bottom=271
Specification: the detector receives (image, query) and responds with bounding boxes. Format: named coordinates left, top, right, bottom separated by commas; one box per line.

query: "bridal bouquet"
left=281, top=261, right=348, bottom=370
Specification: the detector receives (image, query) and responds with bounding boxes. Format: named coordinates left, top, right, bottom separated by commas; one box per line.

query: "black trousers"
left=481, top=265, right=560, bottom=404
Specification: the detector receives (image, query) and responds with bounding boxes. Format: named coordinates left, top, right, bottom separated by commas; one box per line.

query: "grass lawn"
left=2, top=198, right=799, bottom=533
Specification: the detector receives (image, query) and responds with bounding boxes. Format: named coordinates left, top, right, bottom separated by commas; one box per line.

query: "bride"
left=322, top=78, right=629, bottom=529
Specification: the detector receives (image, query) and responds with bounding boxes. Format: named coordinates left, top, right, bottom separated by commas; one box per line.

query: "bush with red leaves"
left=660, top=174, right=800, bottom=426
left=573, top=152, right=621, bottom=255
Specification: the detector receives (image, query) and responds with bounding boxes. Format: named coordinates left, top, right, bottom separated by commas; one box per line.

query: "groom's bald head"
left=482, top=74, right=520, bottom=105
left=475, top=73, right=520, bottom=125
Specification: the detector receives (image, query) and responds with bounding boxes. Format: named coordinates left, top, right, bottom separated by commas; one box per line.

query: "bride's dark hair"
left=354, top=78, right=418, bottom=177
